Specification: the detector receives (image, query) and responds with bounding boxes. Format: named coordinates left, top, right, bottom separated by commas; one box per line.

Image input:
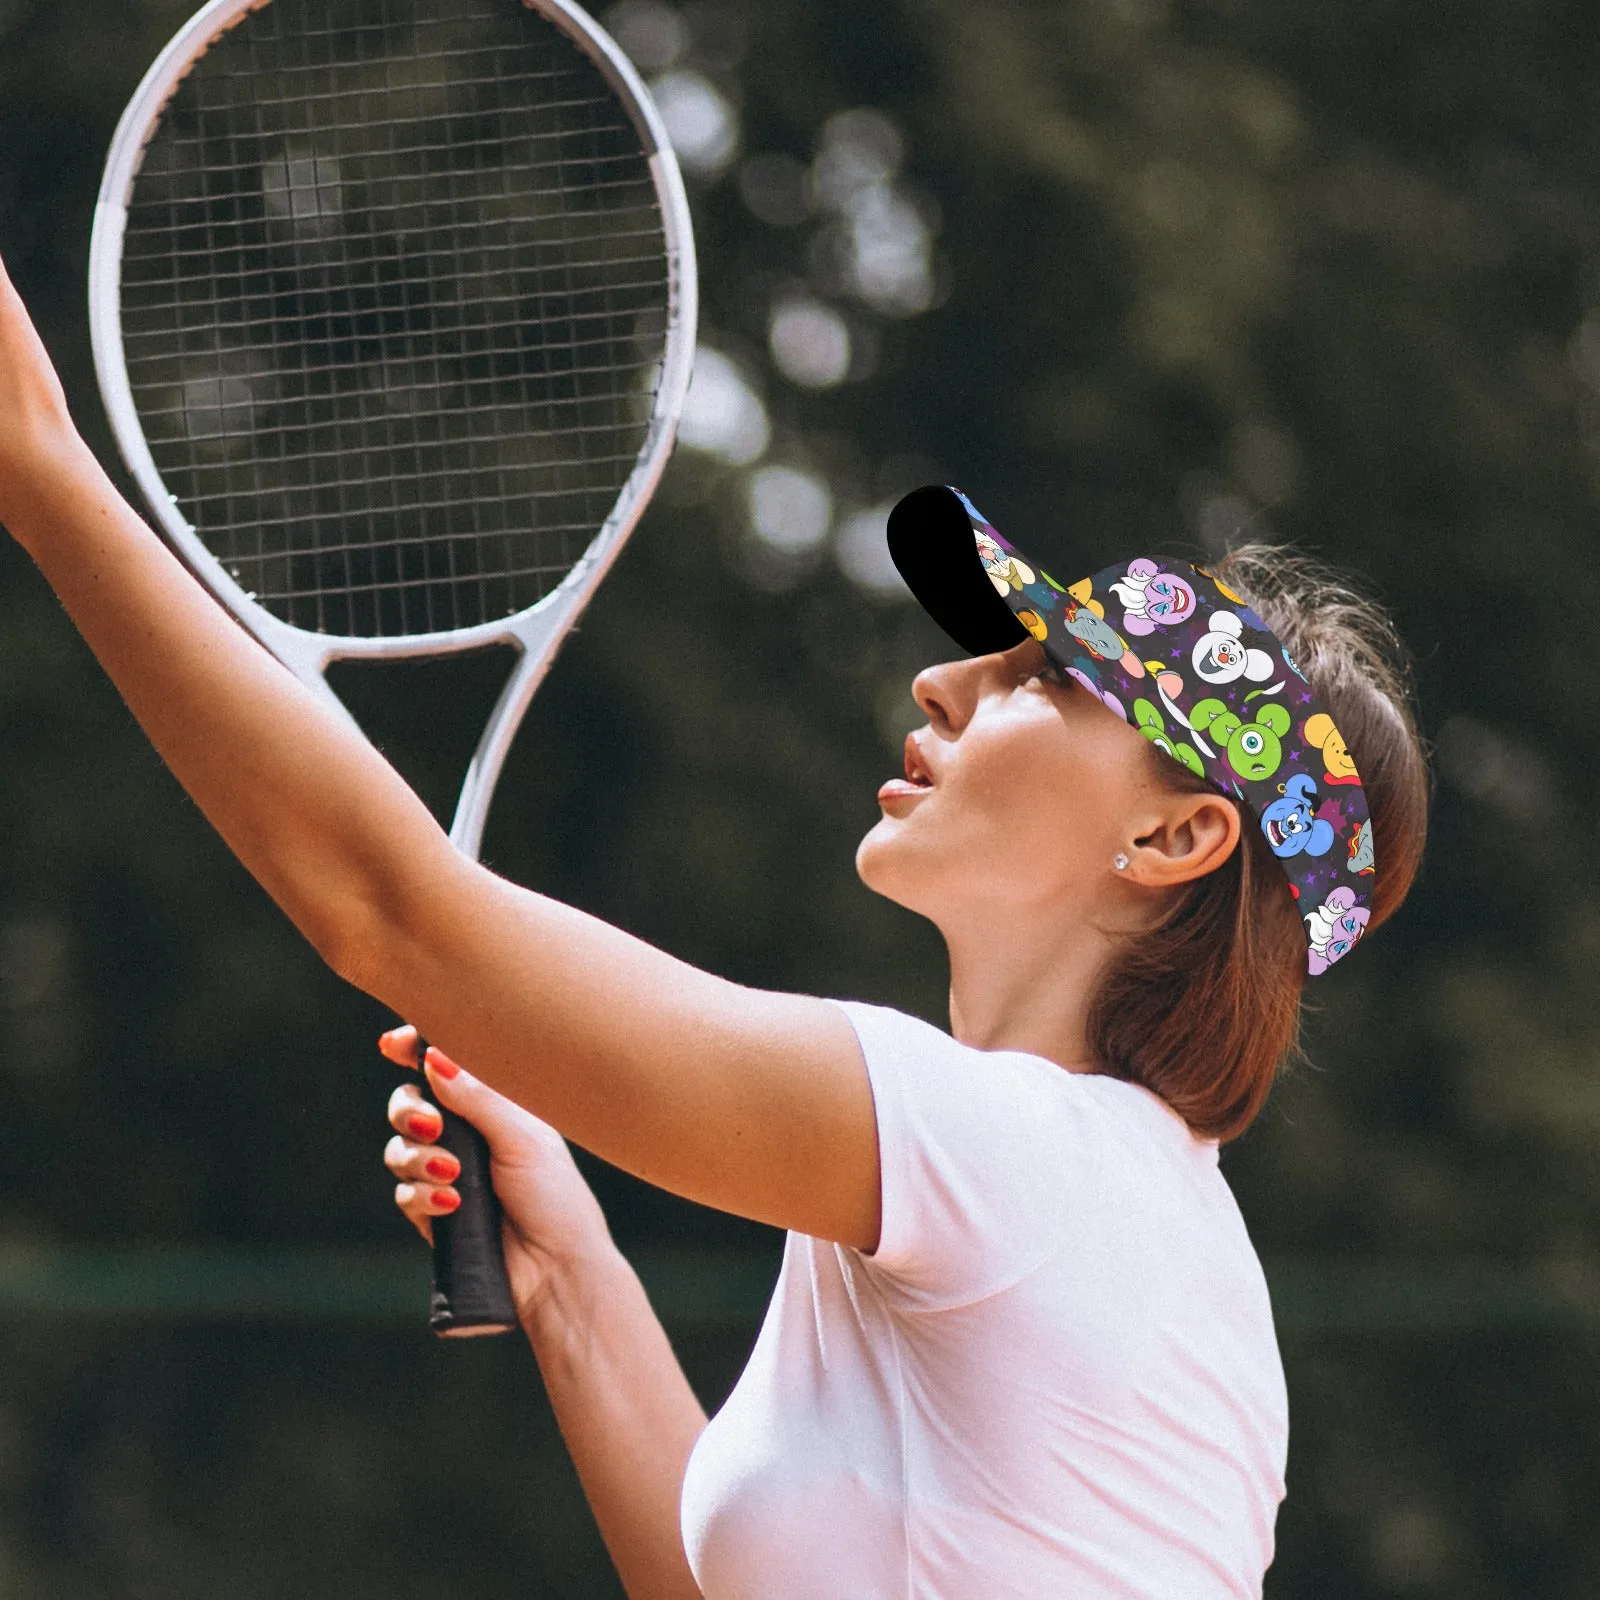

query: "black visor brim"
left=887, top=486, right=1030, bottom=657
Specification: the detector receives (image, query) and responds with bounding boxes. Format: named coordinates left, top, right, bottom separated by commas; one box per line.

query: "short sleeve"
left=834, top=999, right=1082, bottom=1310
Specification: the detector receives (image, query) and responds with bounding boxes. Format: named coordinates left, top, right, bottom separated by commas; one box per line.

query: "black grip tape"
left=421, top=1042, right=518, bottom=1337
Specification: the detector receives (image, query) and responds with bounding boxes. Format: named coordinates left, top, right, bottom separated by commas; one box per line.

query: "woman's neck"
left=941, top=912, right=1111, bottom=1074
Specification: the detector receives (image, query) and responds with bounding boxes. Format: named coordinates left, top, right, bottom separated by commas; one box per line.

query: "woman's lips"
left=877, top=778, right=932, bottom=807
left=902, top=733, right=934, bottom=785
left=882, top=732, right=935, bottom=807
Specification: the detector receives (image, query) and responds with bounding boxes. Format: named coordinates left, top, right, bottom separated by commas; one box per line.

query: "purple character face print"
left=1305, top=886, right=1370, bottom=975
left=1065, top=662, right=1128, bottom=721
left=1259, top=773, right=1337, bottom=858
left=1109, top=558, right=1199, bottom=636
left=1145, top=573, right=1197, bottom=626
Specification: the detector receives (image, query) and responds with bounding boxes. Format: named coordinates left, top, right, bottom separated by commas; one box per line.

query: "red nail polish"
left=433, top=1189, right=461, bottom=1212
left=407, top=1114, right=440, bottom=1140
left=425, top=1157, right=458, bottom=1181
left=425, top=1048, right=461, bottom=1081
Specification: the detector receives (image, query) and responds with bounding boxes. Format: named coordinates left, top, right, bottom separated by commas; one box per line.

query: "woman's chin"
left=855, top=816, right=927, bottom=906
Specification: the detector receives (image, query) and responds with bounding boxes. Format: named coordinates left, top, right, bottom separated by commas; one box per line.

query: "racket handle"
left=422, top=1041, right=518, bottom=1338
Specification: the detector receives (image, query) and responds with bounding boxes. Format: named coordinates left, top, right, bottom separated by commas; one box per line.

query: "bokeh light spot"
left=651, top=68, right=739, bottom=179
left=834, top=505, right=910, bottom=599
left=769, top=297, right=851, bottom=389
left=679, top=348, right=770, bottom=465
left=738, top=151, right=812, bottom=227
left=747, top=465, right=833, bottom=553
left=602, top=0, right=688, bottom=73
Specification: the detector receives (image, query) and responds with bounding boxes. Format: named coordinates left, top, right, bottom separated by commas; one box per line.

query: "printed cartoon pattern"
left=1304, top=711, right=1360, bottom=784
left=1259, top=774, right=1336, bottom=858
left=1109, top=559, right=1199, bottom=635
left=1132, top=699, right=1205, bottom=776
left=1192, top=611, right=1276, bottom=684
left=1346, top=817, right=1374, bottom=876
left=1190, top=696, right=1291, bottom=782
left=976, top=530, right=1034, bottom=596
left=949, top=490, right=1376, bottom=975
left=1305, top=887, right=1370, bottom=975
left=1065, top=658, right=1128, bottom=721
left=1063, top=600, right=1128, bottom=663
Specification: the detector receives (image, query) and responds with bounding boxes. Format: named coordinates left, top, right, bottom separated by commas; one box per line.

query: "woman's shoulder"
left=829, top=999, right=1234, bottom=1311
left=833, top=999, right=1213, bottom=1155
left=834, top=999, right=1068, bottom=1128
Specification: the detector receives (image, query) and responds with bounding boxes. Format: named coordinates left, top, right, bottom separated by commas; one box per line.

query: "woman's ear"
left=1129, top=791, right=1241, bottom=888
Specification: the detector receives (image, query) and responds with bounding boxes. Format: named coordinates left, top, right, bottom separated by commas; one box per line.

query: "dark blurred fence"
left=2, top=1247, right=1599, bottom=1333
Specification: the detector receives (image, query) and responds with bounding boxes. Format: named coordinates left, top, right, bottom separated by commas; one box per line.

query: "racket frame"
left=87, top=0, right=698, bottom=859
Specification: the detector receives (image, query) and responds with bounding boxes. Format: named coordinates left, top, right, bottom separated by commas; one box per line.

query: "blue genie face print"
left=1259, top=773, right=1336, bottom=858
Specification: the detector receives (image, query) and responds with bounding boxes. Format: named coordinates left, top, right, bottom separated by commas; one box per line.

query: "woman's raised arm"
left=0, top=255, right=881, bottom=1250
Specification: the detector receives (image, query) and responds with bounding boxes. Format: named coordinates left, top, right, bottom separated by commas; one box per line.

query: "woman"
left=0, top=253, right=1426, bottom=1598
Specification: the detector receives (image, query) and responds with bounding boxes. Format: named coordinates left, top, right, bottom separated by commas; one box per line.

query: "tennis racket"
left=87, top=0, right=697, bottom=1336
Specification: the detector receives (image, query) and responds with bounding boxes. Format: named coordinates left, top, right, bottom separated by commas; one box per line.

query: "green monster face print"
left=1189, top=697, right=1292, bottom=782
left=1132, top=698, right=1205, bottom=777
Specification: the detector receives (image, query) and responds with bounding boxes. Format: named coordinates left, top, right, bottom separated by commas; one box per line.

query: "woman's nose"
left=911, top=658, right=971, bottom=734
left=912, top=651, right=1008, bottom=734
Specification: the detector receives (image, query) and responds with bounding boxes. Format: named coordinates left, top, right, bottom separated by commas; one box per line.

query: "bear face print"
left=1303, top=711, right=1359, bottom=783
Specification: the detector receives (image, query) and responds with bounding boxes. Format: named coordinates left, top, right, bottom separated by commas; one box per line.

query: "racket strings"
left=118, top=0, right=670, bottom=639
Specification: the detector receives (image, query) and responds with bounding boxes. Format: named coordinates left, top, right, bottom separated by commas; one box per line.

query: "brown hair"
left=1087, top=545, right=1430, bottom=1142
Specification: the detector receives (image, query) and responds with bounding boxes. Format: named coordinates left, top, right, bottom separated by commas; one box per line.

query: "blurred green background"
left=2, top=0, right=1598, bottom=1594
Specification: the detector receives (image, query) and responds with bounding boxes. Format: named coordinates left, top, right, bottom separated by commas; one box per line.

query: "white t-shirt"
left=679, top=1001, right=1288, bottom=1599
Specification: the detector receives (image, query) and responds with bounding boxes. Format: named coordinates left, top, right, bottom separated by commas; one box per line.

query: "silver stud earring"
left=1113, top=851, right=1130, bottom=871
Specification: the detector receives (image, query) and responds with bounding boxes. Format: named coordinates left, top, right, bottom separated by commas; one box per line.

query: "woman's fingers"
left=384, top=1131, right=461, bottom=1186
left=380, top=1029, right=549, bottom=1152
left=387, top=1080, right=444, bottom=1143
left=394, top=1180, right=461, bottom=1215
left=386, top=1082, right=461, bottom=1241
left=378, top=1024, right=420, bottom=1069
left=378, top=1028, right=470, bottom=1099
left=393, top=1179, right=461, bottom=1244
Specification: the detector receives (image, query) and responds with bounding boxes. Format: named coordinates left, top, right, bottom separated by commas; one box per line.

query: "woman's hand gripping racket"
left=88, top=0, right=696, bottom=1335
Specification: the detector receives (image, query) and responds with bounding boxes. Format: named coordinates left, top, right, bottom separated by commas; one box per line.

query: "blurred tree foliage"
left=1, top=0, right=1598, bottom=1594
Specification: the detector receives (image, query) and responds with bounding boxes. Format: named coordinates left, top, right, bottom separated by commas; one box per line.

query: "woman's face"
left=856, top=640, right=1162, bottom=927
